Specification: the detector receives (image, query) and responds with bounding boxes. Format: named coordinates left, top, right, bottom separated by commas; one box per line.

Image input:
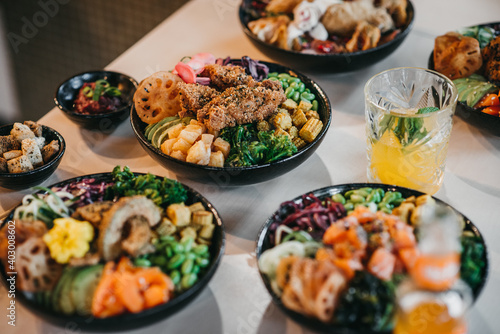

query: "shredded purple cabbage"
left=216, top=56, right=269, bottom=81
left=268, top=193, right=346, bottom=245
left=54, top=178, right=111, bottom=208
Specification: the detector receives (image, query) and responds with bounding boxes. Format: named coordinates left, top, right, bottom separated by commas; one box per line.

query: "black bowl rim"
left=0, top=123, right=66, bottom=179
left=255, top=182, right=489, bottom=333
left=239, top=0, right=415, bottom=59
left=428, top=21, right=500, bottom=134
left=54, top=70, right=139, bottom=119
left=0, top=172, right=226, bottom=330
left=130, top=59, right=332, bottom=174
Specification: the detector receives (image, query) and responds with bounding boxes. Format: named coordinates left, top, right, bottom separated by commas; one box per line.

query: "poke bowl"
left=256, top=183, right=488, bottom=333
left=131, top=54, right=331, bottom=186
left=55, top=70, right=138, bottom=130
left=0, top=166, right=225, bottom=331
left=428, top=22, right=500, bottom=136
left=239, top=0, right=415, bottom=72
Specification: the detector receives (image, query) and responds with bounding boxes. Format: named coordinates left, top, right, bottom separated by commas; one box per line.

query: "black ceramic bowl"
left=256, top=183, right=488, bottom=334
left=0, top=123, right=65, bottom=190
left=428, top=22, right=500, bottom=136
left=239, top=0, right=415, bottom=72
left=131, top=60, right=332, bottom=186
left=55, top=70, right=138, bottom=129
left=0, top=172, right=225, bottom=331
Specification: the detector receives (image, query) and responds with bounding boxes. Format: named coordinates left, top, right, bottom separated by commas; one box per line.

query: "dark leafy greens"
left=104, top=166, right=187, bottom=207
left=460, top=234, right=487, bottom=293
left=334, top=271, right=403, bottom=331
left=220, top=124, right=297, bottom=167
left=458, top=25, right=496, bottom=48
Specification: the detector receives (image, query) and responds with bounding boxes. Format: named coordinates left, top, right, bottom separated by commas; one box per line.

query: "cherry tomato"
left=481, top=105, right=500, bottom=116
left=475, top=93, right=500, bottom=108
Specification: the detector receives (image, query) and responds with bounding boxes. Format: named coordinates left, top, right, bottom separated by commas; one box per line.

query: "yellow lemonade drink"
left=367, top=113, right=451, bottom=195
left=364, top=67, right=457, bottom=195
left=394, top=300, right=467, bottom=334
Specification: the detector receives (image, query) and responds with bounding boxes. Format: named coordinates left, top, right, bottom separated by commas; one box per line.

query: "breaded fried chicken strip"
left=198, top=79, right=286, bottom=132
left=200, top=64, right=255, bottom=90
left=483, top=36, right=500, bottom=84
left=177, top=82, right=220, bottom=117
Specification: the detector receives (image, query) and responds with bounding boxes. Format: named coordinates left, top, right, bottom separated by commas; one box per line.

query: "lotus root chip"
left=134, top=71, right=183, bottom=124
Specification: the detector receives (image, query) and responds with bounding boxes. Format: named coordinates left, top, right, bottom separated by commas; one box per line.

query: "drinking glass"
left=364, top=67, right=458, bottom=194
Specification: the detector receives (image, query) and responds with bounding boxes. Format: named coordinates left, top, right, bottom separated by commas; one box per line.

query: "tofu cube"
left=178, top=124, right=203, bottom=145
left=10, top=123, right=35, bottom=143
left=167, top=203, right=191, bottom=226
left=167, top=123, right=184, bottom=139
left=160, top=138, right=177, bottom=156
left=201, top=134, right=214, bottom=148
left=22, top=138, right=43, bottom=167
left=186, top=140, right=210, bottom=165
left=172, top=138, right=192, bottom=154
left=189, top=119, right=206, bottom=133
left=170, top=150, right=187, bottom=162
left=213, top=137, right=230, bottom=158
left=282, top=98, right=298, bottom=111
left=208, top=151, right=224, bottom=167
left=7, top=155, right=33, bottom=173
left=3, top=150, right=23, bottom=160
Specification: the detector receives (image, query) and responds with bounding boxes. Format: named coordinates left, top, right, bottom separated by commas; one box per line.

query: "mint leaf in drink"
left=417, top=107, right=439, bottom=114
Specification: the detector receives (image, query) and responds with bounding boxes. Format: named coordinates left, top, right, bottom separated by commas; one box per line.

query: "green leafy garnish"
left=460, top=233, right=486, bottom=292
left=104, top=166, right=187, bottom=207
left=87, top=80, right=121, bottom=101
left=220, top=124, right=297, bottom=167
left=458, top=26, right=496, bottom=48
left=378, top=107, right=439, bottom=147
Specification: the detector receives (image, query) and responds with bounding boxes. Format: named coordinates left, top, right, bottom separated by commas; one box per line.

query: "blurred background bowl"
left=55, top=70, right=138, bottom=130
left=0, top=123, right=65, bottom=190
left=239, top=0, right=415, bottom=73
left=131, top=60, right=332, bottom=186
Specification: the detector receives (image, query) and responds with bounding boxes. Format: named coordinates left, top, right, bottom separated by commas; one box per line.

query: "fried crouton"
left=0, top=135, right=20, bottom=155
left=0, top=157, right=6, bottom=173
left=22, top=138, right=43, bottom=167
left=7, top=155, right=33, bottom=173
left=41, top=140, right=59, bottom=163
left=11, top=123, right=35, bottom=143
left=23, top=121, right=43, bottom=137
left=32, top=136, right=46, bottom=150
left=3, top=150, right=23, bottom=160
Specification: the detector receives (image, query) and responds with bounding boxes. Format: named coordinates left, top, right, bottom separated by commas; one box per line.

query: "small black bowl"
left=131, top=60, right=332, bottom=186
left=0, top=172, right=225, bottom=331
left=428, top=22, right=500, bottom=136
left=0, top=124, right=65, bottom=190
left=256, top=183, right=488, bottom=334
left=55, top=70, right=138, bottom=130
left=239, top=0, right=415, bottom=72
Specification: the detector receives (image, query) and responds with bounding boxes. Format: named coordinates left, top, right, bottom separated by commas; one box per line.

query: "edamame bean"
left=134, top=258, right=151, bottom=267
left=167, top=253, right=186, bottom=270
left=278, top=73, right=291, bottom=80
left=181, top=273, right=198, bottom=290
left=196, top=257, right=210, bottom=268
left=285, top=87, right=295, bottom=99
left=269, top=77, right=279, bottom=81
left=344, top=202, right=354, bottom=211
left=292, top=91, right=300, bottom=102
left=350, top=194, right=365, bottom=204
left=268, top=72, right=278, bottom=77
left=312, top=100, right=318, bottom=111
left=301, top=92, right=315, bottom=101
left=181, top=237, right=194, bottom=252
left=186, top=252, right=196, bottom=261
left=288, top=77, right=301, bottom=84
left=298, top=82, right=306, bottom=93
left=165, top=245, right=173, bottom=258
left=169, top=270, right=181, bottom=285
left=151, top=255, right=167, bottom=266
left=289, top=82, right=299, bottom=90
left=281, top=80, right=289, bottom=89
left=356, top=189, right=371, bottom=198
left=193, top=244, right=209, bottom=256
left=344, top=190, right=356, bottom=198
left=172, top=243, right=184, bottom=254
left=331, top=193, right=346, bottom=204
left=181, top=259, right=194, bottom=275
left=192, top=265, right=201, bottom=275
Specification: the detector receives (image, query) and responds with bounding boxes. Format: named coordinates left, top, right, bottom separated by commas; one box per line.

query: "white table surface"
left=2, top=0, right=500, bottom=333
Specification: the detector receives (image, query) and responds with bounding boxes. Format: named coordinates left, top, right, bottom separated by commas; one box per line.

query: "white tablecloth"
left=2, top=0, right=500, bottom=333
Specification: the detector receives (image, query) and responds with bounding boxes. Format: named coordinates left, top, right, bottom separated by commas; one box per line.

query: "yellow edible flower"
left=42, top=217, right=94, bottom=264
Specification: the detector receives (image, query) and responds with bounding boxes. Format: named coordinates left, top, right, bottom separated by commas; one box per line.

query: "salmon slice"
left=368, top=247, right=396, bottom=281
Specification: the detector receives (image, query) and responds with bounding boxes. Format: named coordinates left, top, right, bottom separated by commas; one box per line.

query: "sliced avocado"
left=152, top=119, right=182, bottom=148
left=144, top=123, right=155, bottom=139
left=147, top=117, right=179, bottom=141
left=454, top=75, right=499, bottom=107
left=58, top=267, right=79, bottom=315
left=70, top=264, right=104, bottom=316
left=52, top=267, right=78, bottom=313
